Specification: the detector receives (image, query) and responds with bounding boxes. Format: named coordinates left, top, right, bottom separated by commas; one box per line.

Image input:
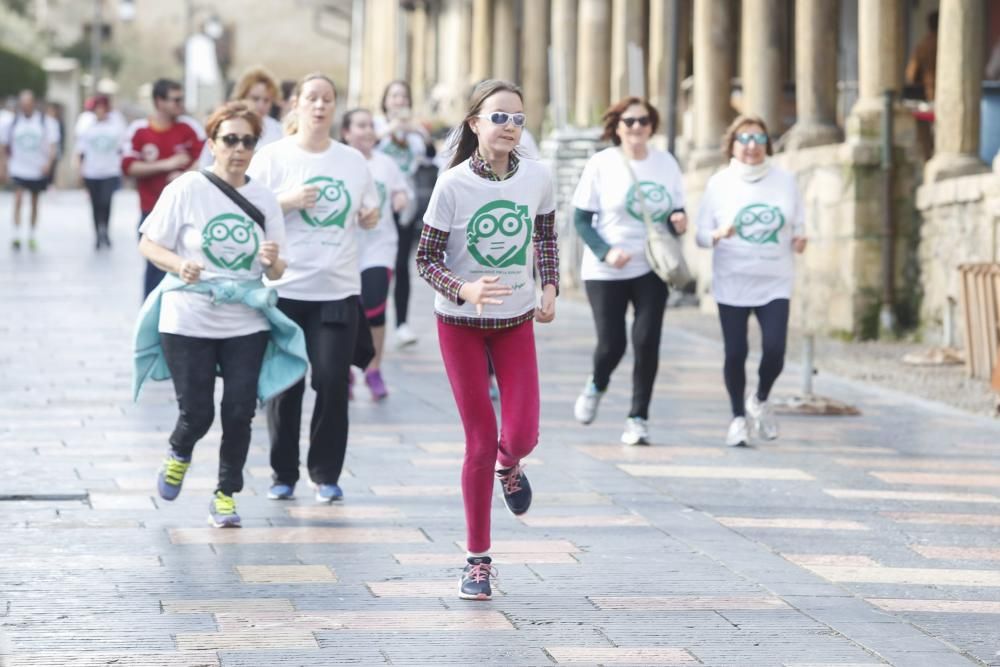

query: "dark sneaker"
left=11, top=239, right=21, bottom=251
left=156, top=453, right=191, bottom=501
left=267, top=482, right=295, bottom=500
left=496, top=463, right=532, bottom=515
left=208, top=491, right=241, bottom=528
left=459, top=556, right=496, bottom=600
left=315, top=483, right=343, bottom=503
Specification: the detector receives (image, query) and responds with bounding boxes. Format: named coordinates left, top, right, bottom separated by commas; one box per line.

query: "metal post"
left=878, top=89, right=896, bottom=336
left=90, top=0, right=103, bottom=91
left=665, top=0, right=680, bottom=154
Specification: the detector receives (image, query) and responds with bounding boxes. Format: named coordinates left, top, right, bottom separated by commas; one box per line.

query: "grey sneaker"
left=208, top=491, right=241, bottom=528
left=459, top=556, right=496, bottom=600
left=573, top=377, right=605, bottom=424
left=746, top=391, right=779, bottom=440
left=620, top=417, right=650, bottom=446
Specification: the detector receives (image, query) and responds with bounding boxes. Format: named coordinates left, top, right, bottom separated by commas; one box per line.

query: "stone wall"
left=916, top=172, right=1000, bottom=344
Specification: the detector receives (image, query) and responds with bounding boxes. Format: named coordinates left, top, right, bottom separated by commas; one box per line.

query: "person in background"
left=76, top=94, right=126, bottom=249
left=122, top=78, right=206, bottom=296
left=905, top=11, right=939, bottom=101
left=0, top=90, right=58, bottom=251
left=202, top=66, right=284, bottom=169
left=695, top=115, right=807, bottom=447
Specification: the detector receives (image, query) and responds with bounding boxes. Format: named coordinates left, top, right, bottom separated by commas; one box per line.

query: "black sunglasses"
left=216, top=133, right=258, bottom=149
left=620, top=115, right=651, bottom=128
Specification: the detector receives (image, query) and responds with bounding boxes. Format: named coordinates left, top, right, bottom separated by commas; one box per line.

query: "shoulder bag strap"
left=200, top=168, right=266, bottom=230
left=618, top=149, right=657, bottom=237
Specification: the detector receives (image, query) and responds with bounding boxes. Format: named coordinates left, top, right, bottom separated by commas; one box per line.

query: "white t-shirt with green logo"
left=76, top=115, right=126, bottom=179
left=423, top=158, right=555, bottom=320
left=695, top=165, right=804, bottom=307
left=571, top=146, right=686, bottom=282
left=360, top=151, right=412, bottom=271
left=139, top=171, right=286, bottom=338
left=0, top=112, right=57, bottom=181
left=248, top=137, right=379, bottom=301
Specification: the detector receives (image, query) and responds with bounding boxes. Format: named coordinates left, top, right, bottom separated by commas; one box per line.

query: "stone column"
left=691, top=0, right=734, bottom=167
left=783, top=0, right=841, bottom=149
left=925, top=0, right=988, bottom=182
left=741, top=0, right=783, bottom=134
left=471, top=0, right=493, bottom=83
left=363, top=0, right=402, bottom=108
left=575, top=0, right=611, bottom=126
left=521, top=0, right=550, bottom=137
left=42, top=57, right=80, bottom=188
left=847, top=0, right=903, bottom=139
left=610, top=0, right=646, bottom=101
left=648, top=0, right=676, bottom=125
left=410, top=1, right=429, bottom=111
left=550, top=0, right=578, bottom=127
left=492, top=0, right=517, bottom=82
left=438, top=0, right=473, bottom=122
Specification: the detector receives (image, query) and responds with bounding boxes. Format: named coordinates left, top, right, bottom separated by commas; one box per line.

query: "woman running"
left=416, top=79, right=558, bottom=601
left=248, top=72, right=379, bottom=502
left=75, top=94, right=126, bottom=249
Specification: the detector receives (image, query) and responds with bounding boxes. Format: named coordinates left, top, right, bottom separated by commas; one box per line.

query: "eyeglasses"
left=735, top=132, right=768, bottom=145
left=620, top=116, right=651, bottom=128
left=477, top=111, right=527, bottom=127
left=216, top=133, right=258, bottom=149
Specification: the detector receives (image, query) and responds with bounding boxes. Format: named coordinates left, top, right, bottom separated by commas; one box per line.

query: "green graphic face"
left=381, top=142, right=413, bottom=172
left=467, top=200, right=533, bottom=268
left=14, top=131, right=41, bottom=152
left=734, top=204, right=785, bottom=244
left=202, top=214, right=259, bottom=271
left=92, top=135, right=119, bottom=153
left=300, top=176, right=352, bottom=228
left=626, top=181, right=673, bottom=223
left=375, top=181, right=387, bottom=214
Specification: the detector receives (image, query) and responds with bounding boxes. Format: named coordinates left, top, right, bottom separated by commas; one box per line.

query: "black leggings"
left=84, top=177, right=118, bottom=233
left=584, top=272, right=669, bottom=420
left=393, top=215, right=418, bottom=328
left=160, top=330, right=269, bottom=495
left=718, top=298, right=790, bottom=417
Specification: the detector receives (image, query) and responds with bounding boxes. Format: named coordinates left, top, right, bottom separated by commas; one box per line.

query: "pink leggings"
left=437, top=318, right=539, bottom=553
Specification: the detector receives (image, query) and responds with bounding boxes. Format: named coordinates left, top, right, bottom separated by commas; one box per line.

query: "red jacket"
left=121, top=116, right=205, bottom=213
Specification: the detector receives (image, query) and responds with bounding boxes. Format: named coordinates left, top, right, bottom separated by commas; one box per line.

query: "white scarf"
left=729, top=157, right=771, bottom=183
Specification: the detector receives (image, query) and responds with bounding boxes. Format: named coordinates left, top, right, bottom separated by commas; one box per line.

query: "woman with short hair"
left=76, top=94, right=126, bottom=249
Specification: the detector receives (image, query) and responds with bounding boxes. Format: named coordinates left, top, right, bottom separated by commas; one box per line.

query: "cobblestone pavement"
left=2, top=190, right=1000, bottom=667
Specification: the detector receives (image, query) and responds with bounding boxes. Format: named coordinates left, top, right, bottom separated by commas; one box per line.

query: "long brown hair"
left=447, top=79, right=523, bottom=169
left=231, top=66, right=279, bottom=105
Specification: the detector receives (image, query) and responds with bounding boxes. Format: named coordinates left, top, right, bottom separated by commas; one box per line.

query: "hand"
left=291, top=184, right=320, bottom=210
left=712, top=224, right=736, bottom=245
left=458, top=276, right=513, bottom=316
left=604, top=247, right=631, bottom=268
left=391, top=191, right=409, bottom=213
left=535, top=284, right=556, bottom=323
left=177, top=259, right=204, bottom=284
left=669, top=211, right=688, bottom=234
left=258, top=240, right=279, bottom=267
left=793, top=236, right=807, bottom=254
left=358, top=207, right=379, bottom=229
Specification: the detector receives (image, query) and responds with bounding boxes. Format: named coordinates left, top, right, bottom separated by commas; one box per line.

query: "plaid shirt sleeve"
left=533, top=210, right=559, bottom=294
left=416, top=224, right=465, bottom=305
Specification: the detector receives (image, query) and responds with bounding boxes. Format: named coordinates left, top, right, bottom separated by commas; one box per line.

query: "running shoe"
left=746, top=391, right=779, bottom=440
left=496, top=463, right=532, bottom=515
left=27, top=238, right=37, bottom=252
left=395, top=323, right=418, bottom=348
left=726, top=416, right=749, bottom=447
left=208, top=491, right=241, bottom=528
left=459, top=556, right=496, bottom=601
left=620, top=417, right=650, bottom=446
left=156, top=452, right=191, bottom=501
left=573, top=377, right=605, bottom=425
left=315, top=483, right=343, bottom=503
left=11, top=239, right=21, bottom=250
left=365, top=369, right=389, bottom=401
left=268, top=482, right=295, bottom=500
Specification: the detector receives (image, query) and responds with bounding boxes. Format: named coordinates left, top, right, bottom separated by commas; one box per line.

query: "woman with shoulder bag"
left=571, top=97, right=688, bottom=446
left=695, top=115, right=806, bottom=447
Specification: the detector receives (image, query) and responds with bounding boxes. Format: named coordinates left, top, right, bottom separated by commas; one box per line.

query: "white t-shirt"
left=571, top=146, right=686, bottom=281
left=0, top=112, right=57, bottom=180
left=695, top=164, right=805, bottom=307
left=248, top=137, right=379, bottom=301
left=423, top=158, right=555, bottom=320
left=139, top=171, right=286, bottom=338
left=76, top=115, right=126, bottom=179
left=360, top=151, right=412, bottom=271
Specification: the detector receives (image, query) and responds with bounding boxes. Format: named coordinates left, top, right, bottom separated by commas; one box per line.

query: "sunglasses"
left=620, top=116, right=651, bottom=128
left=216, top=133, right=258, bottom=149
left=477, top=111, right=527, bottom=127
left=736, top=132, right=768, bottom=145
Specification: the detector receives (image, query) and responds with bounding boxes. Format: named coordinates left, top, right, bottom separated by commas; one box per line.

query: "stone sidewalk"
left=1, top=190, right=999, bottom=666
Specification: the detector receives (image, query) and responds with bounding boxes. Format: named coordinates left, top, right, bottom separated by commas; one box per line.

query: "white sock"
left=467, top=551, right=489, bottom=559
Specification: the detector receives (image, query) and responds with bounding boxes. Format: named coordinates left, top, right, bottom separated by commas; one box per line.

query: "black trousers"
left=266, top=296, right=359, bottom=486
left=718, top=298, right=790, bottom=417
left=584, top=271, right=669, bottom=420
left=393, top=214, right=418, bottom=328
left=83, top=177, right=119, bottom=233
left=160, top=330, right=269, bottom=495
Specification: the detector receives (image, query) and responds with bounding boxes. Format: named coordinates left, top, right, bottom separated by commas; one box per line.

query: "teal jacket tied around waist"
left=133, top=274, right=309, bottom=403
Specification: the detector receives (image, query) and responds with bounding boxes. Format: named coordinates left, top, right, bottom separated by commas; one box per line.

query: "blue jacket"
left=133, top=274, right=308, bottom=403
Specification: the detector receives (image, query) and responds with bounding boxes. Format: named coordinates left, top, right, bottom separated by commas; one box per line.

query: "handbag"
left=619, top=150, right=693, bottom=289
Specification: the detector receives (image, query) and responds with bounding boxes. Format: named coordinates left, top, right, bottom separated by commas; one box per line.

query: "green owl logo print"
left=300, top=176, right=352, bottom=228
left=467, top=200, right=533, bottom=269
left=626, top=181, right=673, bottom=224
left=381, top=141, right=414, bottom=173
left=14, top=130, right=41, bottom=152
left=91, top=135, right=119, bottom=153
left=734, top=204, right=785, bottom=244
left=202, top=213, right=259, bottom=271
left=375, top=181, right=388, bottom=214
